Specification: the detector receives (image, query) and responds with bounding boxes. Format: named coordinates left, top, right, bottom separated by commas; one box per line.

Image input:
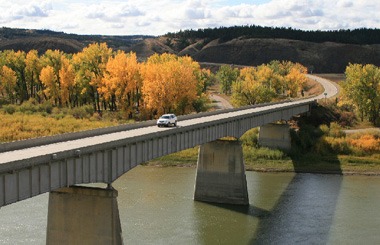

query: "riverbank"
left=143, top=146, right=380, bottom=176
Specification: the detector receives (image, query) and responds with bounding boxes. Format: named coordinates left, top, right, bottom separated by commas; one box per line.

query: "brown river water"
left=1, top=166, right=380, bottom=244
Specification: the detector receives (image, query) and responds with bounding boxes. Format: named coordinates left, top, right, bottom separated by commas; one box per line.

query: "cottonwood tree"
left=72, top=43, right=112, bottom=111
left=59, top=56, right=77, bottom=107
left=216, top=65, right=240, bottom=95
left=3, top=50, right=26, bottom=103
left=141, top=53, right=198, bottom=116
left=343, top=63, right=380, bottom=125
left=25, top=50, right=43, bottom=102
left=99, top=51, right=142, bottom=114
left=39, top=66, right=59, bottom=105
left=231, top=62, right=307, bottom=106
left=0, top=65, right=17, bottom=103
left=231, top=67, right=276, bottom=106
left=285, top=65, right=308, bottom=97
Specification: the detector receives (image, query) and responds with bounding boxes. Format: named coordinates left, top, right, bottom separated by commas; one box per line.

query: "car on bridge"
left=157, top=114, right=177, bottom=127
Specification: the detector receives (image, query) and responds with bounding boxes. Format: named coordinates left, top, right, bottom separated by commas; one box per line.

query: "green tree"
left=3, top=50, right=27, bottom=103
left=72, top=43, right=112, bottom=111
left=216, top=65, right=239, bottom=95
left=343, top=63, right=380, bottom=125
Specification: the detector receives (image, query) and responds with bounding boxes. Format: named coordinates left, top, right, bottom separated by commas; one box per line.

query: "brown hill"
left=190, top=38, right=380, bottom=73
left=126, top=38, right=175, bottom=60
left=128, top=37, right=380, bottom=73
left=0, top=27, right=152, bottom=54
left=0, top=36, right=84, bottom=54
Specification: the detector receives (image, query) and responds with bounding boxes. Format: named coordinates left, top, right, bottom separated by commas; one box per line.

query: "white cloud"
left=0, top=1, right=51, bottom=23
left=0, top=0, right=378, bottom=35
left=85, top=3, right=144, bottom=22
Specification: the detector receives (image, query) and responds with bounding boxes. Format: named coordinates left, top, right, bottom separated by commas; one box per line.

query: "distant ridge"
left=0, top=27, right=154, bottom=53
left=0, top=26, right=379, bottom=73
left=165, top=25, right=380, bottom=45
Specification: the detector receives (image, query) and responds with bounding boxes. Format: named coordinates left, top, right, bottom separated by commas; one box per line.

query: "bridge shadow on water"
left=246, top=108, right=345, bottom=244
left=249, top=171, right=343, bottom=244
left=196, top=151, right=343, bottom=244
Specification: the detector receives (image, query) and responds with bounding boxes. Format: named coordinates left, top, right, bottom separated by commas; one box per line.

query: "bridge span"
left=0, top=98, right=313, bottom=207
left=0, top=74, right=337, bottom=243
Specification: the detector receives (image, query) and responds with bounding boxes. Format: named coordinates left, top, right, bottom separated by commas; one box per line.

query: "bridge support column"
left=46, top=186, right=123, bottom=245
left=258, top=123, right=291, bottom=151
left=194, top=140, right=249, bottom=205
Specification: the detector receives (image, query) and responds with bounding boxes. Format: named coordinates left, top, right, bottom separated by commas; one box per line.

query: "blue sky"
left=0, top=0, right=378, bottom=36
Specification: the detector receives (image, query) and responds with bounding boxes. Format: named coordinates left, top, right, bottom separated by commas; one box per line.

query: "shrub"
left=38, top=101, right=53, bottom=114
left=291, top=124, right=323, bottom=152
left=319, top=124, right=329, bottom=135
left=69, top=105, right=94, bottom=119
left=19, top=100, right=38, bottom=113
left=244, top=146, right=286, bottom=161
left=347, top=134, right=380, bottom=153
left=339, top=111, right=356, bottom=127
left=241, top=128, right=259, bottom=147
left=319, top=122, right=345, bottom=137
left=314, top=136, right=332, bottom=155
left=2, top=104, right=16, bottom=114
left=329, top=122, right=346, bottom=137
left=325, top=136, right=350, bottom=154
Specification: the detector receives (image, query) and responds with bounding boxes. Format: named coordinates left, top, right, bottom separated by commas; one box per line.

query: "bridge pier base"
left=46, top=186, right=123, bottom=245
left=258, top=123, right=291, bottom=151
left=194, top=140, right=249, bottom=205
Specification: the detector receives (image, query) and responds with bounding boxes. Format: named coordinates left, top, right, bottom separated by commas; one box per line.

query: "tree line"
left=0, top=42, right=313, bottom=120
left=166, top=25, right=380, bottom=45
left=216, top=61, right=308, bottom=107
left=0, top=43, right=212, bottom=119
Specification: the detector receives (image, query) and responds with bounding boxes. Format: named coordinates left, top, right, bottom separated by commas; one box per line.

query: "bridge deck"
left=0, top=99, right=309, bottom=166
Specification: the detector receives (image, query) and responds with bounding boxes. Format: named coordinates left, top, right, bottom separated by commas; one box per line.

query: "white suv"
left=157, top=114, right=177, bottom=127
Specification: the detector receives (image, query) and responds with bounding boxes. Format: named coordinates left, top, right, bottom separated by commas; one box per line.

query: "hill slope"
left=187, top=38, right=380, bottom=73
left=0, top=27, right=379, bottom=73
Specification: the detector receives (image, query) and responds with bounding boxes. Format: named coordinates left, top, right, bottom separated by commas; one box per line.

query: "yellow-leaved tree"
left=0, top=66, right=17, bottom=103
left=141, top=53, right=199, bottom=116
left=25, top=50, right=42, bottom=101
left=284, top=63, right=308, bottom=97
left=59, top=56, right=76, bottom=107
left=100, top=51, right=142, bottom=114
left=40, top=66, right=59, bottom=105
left=231, top=66, right=276, bottom=106
left=231, top=62, right=308, bottom=106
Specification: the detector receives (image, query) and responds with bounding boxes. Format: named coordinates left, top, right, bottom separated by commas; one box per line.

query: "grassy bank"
left=144, top=146, right=380, bottom=175
left=0, top=102, right=123, bottom=142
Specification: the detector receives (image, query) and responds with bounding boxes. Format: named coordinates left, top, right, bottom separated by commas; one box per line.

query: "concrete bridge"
left=0, top=75, right=337, bottom=244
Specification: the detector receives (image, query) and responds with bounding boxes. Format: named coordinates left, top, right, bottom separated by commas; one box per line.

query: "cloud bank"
left=0, top=0, right=378, bottom=35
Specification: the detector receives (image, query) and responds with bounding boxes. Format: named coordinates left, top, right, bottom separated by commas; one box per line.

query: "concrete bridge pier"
left=258, top=123, right=291, bottom=151
left=194, top=140, right=249, bottom=205
left=46, top=186, right=123, bottom=245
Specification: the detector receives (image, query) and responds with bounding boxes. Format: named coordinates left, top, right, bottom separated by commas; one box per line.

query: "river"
left=1, top=166, right=380, bottom=244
